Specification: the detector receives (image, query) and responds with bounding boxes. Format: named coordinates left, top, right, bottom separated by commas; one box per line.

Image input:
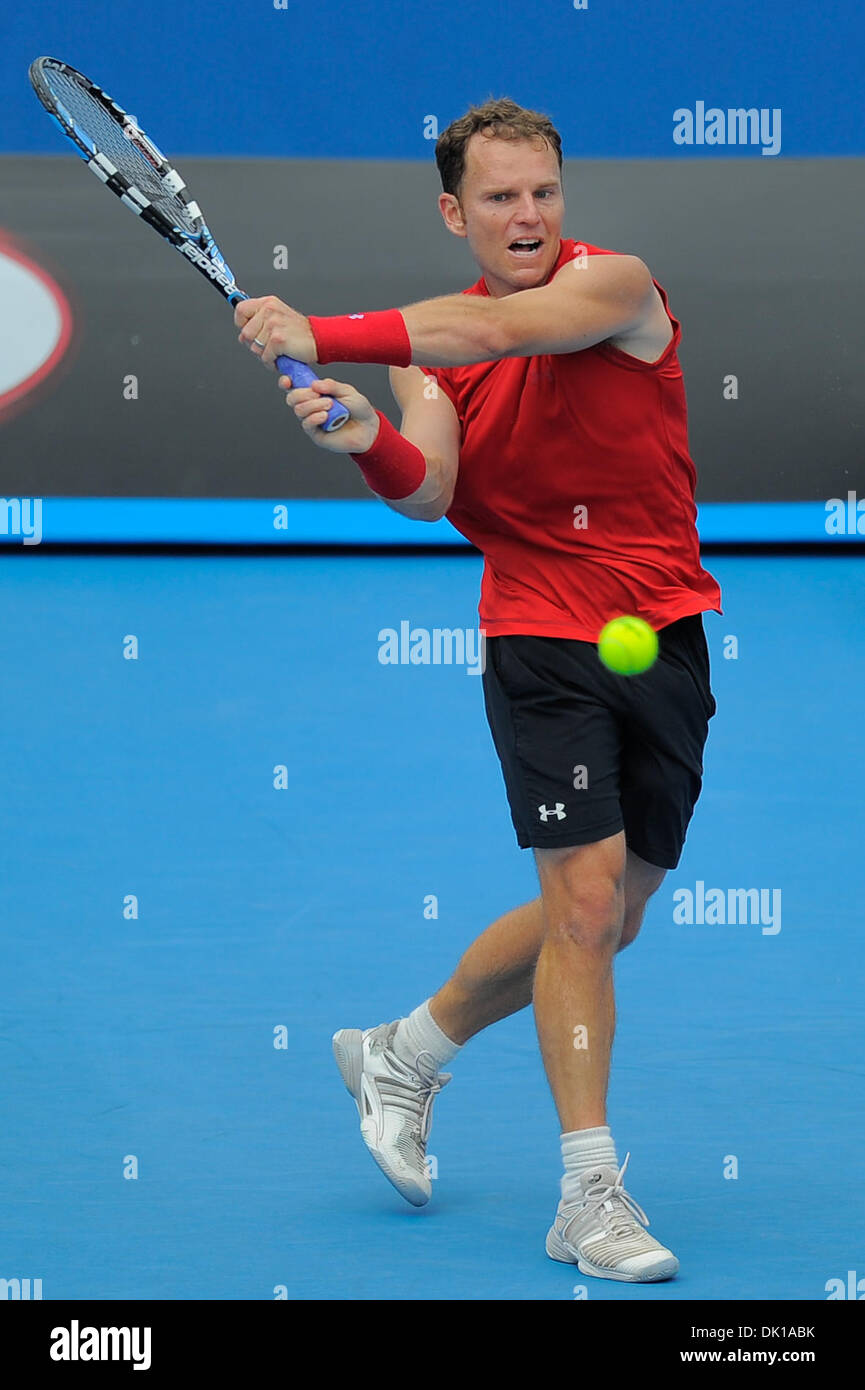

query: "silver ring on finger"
left=253, top=338, right=266, bottom=349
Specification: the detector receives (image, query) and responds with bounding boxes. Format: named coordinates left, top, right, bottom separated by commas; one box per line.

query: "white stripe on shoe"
left=333, top=1021, right=451, bottom=1207
left=545, top=1154, right=679, bottom=1282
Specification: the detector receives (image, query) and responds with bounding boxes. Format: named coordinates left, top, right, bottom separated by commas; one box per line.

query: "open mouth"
left=508, top=239, right=543, bottom=256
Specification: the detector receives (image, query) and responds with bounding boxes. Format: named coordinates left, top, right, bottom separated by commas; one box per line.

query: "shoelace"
left=564, top=1153, right=650, bottom=1242
left=411, top=1052, right=447, bottom=1143
left=371, top=1035, right=447, bottom=1144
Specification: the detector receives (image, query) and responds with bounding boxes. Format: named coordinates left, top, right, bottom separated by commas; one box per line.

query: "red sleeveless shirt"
left=419, top=237, right=722, bottom=640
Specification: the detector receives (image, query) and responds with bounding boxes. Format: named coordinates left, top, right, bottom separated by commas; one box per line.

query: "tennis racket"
left=28, top=56, right=350, bottom=433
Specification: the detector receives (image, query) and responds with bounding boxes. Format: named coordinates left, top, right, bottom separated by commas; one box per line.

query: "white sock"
left=392, top=999, right=461, bottom=1071
left=560, top=1126, right=619, bottom=1206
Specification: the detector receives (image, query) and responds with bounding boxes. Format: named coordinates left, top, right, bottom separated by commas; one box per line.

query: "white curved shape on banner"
left=0, top=232, right=73, bottom=414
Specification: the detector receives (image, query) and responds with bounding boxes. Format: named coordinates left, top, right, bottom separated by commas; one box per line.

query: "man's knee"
left=618, top=903, right=646, bottom=951
left=618, top=853, right=667, bottom=950
left=536, top=835, right=626, bottom=954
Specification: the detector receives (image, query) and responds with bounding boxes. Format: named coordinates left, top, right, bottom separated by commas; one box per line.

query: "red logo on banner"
left=0, top=230, right=74, bottom=419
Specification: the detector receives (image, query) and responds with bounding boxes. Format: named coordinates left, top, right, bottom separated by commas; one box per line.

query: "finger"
left=238, top=313, right=266, bottom=347
left=259, top=330, right=291, bottom=368
left=233, top=298, right=264, bottom=330
left=301, top=409, right=330, bottom=436
left=310, top=377, right=356, bottom=404
left=282, top=385, right=317, bottom=406
left=293, top=395, right=333, bottom=419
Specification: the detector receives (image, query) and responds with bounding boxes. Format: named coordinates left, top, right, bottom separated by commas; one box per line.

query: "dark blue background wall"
left=4, top=0, right=864, bottom=159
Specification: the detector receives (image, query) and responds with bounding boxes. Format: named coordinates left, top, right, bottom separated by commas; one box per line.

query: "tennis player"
left=235, top=98, right=721, bottom=1284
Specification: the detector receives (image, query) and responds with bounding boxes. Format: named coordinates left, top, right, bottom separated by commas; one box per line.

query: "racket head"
left=29, top=56, right=240, bottom=300
left=29, top=57, right=351, bottom=433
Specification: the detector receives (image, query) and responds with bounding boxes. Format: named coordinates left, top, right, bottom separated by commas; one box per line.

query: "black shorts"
left=482, top=613, right=716, bottom=870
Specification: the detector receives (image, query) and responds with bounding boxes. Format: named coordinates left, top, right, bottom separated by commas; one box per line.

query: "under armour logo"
left=348, top=313, right=365, bottom=319
left=538, top=803, right=566, bottom=822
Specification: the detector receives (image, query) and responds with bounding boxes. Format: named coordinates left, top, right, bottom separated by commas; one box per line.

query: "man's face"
left=439, top=133, right=564, bottom=298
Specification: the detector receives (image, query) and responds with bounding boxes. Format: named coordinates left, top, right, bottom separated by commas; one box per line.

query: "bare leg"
left=430, top=847, right=665, bottom=1048
left=531, top=835, right=622, bottom=1130
left=430, top=899, right=544, bottom=1045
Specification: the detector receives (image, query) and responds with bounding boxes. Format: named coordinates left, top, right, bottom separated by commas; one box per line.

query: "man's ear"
left=438, top=192, right=467, bottom=238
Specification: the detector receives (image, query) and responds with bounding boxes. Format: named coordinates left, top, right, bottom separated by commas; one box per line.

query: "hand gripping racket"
left=28, top=57, right=350, bottom=432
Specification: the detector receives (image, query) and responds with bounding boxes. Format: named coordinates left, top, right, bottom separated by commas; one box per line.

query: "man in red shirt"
left=236, top=98, right=721, bottom=1284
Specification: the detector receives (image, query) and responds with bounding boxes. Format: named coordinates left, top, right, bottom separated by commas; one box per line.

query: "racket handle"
left=275, top=355, right=350, bottom=432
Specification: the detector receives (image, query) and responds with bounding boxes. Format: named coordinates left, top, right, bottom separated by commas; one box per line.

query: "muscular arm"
left=240, top=252, right=666, bottom=373
left=400, top=254, right=661, bottom=365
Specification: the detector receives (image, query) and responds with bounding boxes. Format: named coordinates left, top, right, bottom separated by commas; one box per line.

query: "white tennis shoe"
left=332, top=1020, right=451, bottom=1207
left=545, top=1154, right=679, bottom=1282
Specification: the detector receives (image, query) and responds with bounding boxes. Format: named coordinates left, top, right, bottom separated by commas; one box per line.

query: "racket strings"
left=43, top=68, right=198, bottom=233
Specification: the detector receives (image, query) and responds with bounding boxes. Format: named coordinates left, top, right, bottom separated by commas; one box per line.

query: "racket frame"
left=28, top=57, right=349, bottom=431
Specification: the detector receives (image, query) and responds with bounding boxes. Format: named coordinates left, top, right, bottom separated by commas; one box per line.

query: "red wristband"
left=308, top=309, right=412, bottom=367
left=350, top=412, right=427, bottom=500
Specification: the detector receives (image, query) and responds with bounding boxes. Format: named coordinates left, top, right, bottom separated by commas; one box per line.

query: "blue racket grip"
left=275, top=356, right=350, bottom=433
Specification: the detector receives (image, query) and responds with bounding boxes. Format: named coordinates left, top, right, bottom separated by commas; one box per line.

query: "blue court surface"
left=1, top=550, right=862, bottom=1302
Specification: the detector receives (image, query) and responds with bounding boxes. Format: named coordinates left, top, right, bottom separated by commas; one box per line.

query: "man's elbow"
left=385, top=498, right=450, bottom=523
left=403, top=483, right=455, bottom=523
left=415, top=503, right=450, bottom=523
left=383, top=474, right=453, bottom=523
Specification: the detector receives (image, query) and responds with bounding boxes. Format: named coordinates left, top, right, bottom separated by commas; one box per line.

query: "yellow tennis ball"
left=597, top=615, right=659, bottom=675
